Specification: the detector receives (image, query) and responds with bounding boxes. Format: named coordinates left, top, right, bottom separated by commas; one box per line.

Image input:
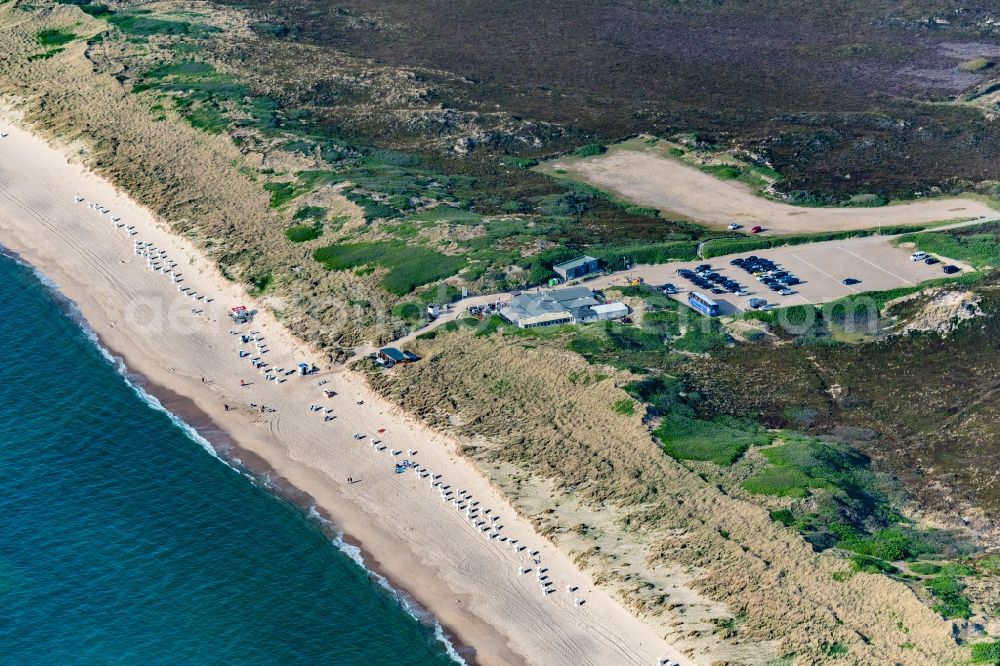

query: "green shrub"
left=313, top=242, right=466, bottom=295
left=741, top=439, right=890, bottom=528
left=742, top=466, right=813, bottom=497
left=701, top=225, right=933, bottom=259
left=613, top=399, right=635, bottom=416
left=850, top=554, right=898, bottom=574
left=36, top=29, right=75, bottom=46
left=391, top=301, right=424, bottom=321
left=54, top=0, right=112, bottom=17
left=770, top=509, right=796, bottom=526
left=971, top=640, right=1000, bottom=664
left=265, top=172, right=340, bottom=208
left=907, top=562, right=941, bottom=576
left=654, top=415, right=767, bottom=465
left=674, top=318, right=727, bottom=353
left=107, top=13, right=222, bottom=37
left=345, top=191, right=400, bottom=222
left=926, top=575, right=972, bottom=619
left=284, top=224, right=322, bottom=243
left=293, top=206, right=327, bottom=222
left=897, top=222, right=1000, bottom=268
left=837, top=526, right=934, bottom=561
left=28, top=48, right=64, bottom=61
left=701, top=164, right=742, bottom=180
left=248, top=272, right=273, bottom=296
left=590, top=241, right=698, bottom=269
left=624, top=376, right=690, bottom=417
left=573, top=143, right=607, bottom=157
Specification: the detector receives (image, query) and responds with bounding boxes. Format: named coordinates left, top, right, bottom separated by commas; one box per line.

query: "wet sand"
left=0, top=117, right=687, bottom=665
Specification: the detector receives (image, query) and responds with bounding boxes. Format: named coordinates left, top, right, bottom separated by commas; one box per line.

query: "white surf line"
left=837, top=245, right=918, bottom=287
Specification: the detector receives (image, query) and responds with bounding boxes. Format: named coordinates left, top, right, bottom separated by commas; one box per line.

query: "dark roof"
left=553, top=255, right=598, bottom=272
left=379, top=347, right=407, bottom=362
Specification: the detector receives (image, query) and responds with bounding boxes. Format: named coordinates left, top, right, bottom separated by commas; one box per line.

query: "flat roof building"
left=498, top=286, right=627, bottom=328
left=553, top=255, right=599, bottom=282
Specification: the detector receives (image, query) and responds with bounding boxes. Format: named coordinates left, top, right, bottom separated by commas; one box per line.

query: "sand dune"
left=0, top=120, right=687, bottom=666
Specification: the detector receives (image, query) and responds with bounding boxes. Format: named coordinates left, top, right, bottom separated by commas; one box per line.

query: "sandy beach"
left=0, top=119, right=688, bottom=664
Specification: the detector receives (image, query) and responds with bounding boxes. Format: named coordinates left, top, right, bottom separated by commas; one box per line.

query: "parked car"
left=778, top=288, right=795, bottom=296
left=942, top=265, right=960, bottom=274
left=727, top=223, right=742, bottom=230
left=924, top=257, right=940, bottom=265
left=910, top=251, right=929, bottom=262
left=695, top=263, right=711, bottom=272
left=750, top=225, right=763, bottom=234
left=842, top=278, right=861, bottom=285
left=747, top=297, right=768, bottom=309
left=659, top=283, right=678, bottom=294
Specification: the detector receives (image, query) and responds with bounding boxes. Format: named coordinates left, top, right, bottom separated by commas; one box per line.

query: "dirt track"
left=548, top=145, right=996, bottom=234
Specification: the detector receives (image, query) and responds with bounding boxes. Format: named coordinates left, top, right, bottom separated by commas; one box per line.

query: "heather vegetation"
left=5, top=0, right=999, bottom=659
left=217, top=0, right=1000, bottom=203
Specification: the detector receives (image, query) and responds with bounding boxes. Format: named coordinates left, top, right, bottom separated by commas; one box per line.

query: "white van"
left=910, top=251, right=929, bottom=261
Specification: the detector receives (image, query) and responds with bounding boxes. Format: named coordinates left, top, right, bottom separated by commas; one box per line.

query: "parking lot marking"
left=787, top=251, right=863, bottom=295
left=836, top=245, right=917, bottom=287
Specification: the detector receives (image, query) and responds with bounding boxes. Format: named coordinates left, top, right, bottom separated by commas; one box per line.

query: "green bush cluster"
left=36, top=29, right=76, bottom=46
left=701, top=164, right=742, bottom=180
left=925, top=575, right=972, bottom=619
left=108, top=12, right=222, bottom=37
left=284, top=224, right=322, bottom=243
left=573, top=143, right=607, bottom=157
left=654, top=415, right=768, bottom=465
left=701, top=225, right=930, bottom=259
left=898, top=221, right=1000, bottom=268
left=612, top=399, right=635, bottom=416
left=972, top=640, right=1000, bottom=664
left=55, top=0, right=111, bottom=17
left=313, top=241, right=465, bottom=295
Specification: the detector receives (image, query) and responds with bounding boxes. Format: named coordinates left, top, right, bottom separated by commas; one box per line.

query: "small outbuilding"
left=590, top=302, right=630, bottom=321
left=377, top=347, right=419, bottom=367
left=553, top=255, right=600, bottom=281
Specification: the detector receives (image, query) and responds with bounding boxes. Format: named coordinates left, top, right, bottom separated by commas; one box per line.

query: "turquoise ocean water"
left=0, top=250, right=459, bottom=665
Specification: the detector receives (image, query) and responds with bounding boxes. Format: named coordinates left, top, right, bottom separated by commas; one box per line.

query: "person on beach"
left=240, top=379, right=245, bottom=387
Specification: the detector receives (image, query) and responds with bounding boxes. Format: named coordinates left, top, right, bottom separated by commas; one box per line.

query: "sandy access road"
left=547, top=145, right=996, bottom=233
left=0, top=121, right=687, bottom=665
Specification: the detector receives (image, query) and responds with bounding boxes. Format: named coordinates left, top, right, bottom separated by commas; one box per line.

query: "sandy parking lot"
left=589, top=234, right=974, bottom=314
left=546, top=145, right=995, bottom=234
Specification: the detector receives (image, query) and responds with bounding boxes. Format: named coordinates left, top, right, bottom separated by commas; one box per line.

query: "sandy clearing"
left=0, top=120, right=687, bottom=665
left=548, top=146, right=996, bottom=234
